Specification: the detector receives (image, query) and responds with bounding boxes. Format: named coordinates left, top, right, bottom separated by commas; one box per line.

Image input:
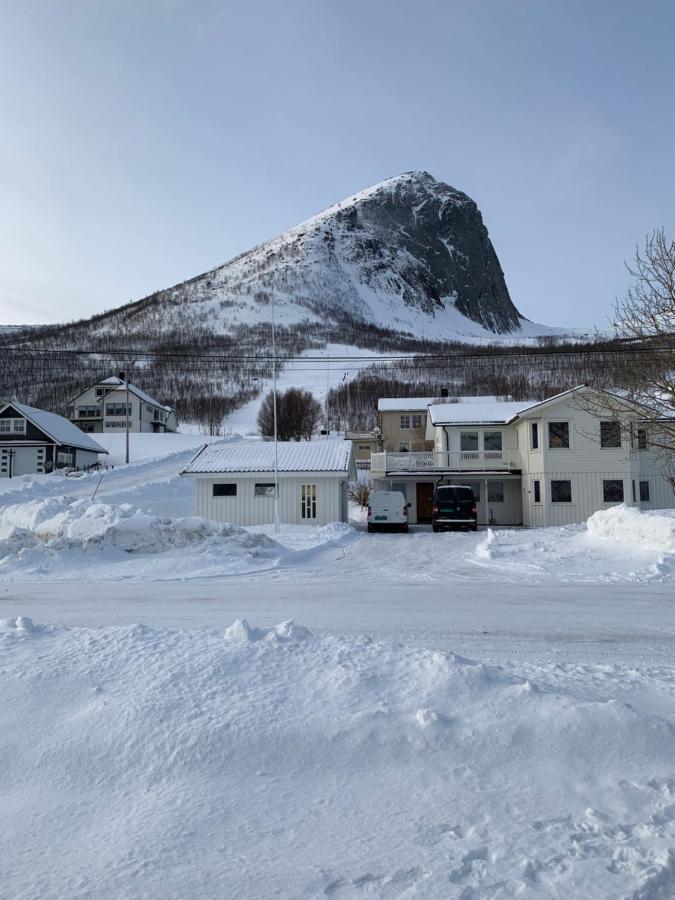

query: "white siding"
left=193, top=474, right=348, bottom=526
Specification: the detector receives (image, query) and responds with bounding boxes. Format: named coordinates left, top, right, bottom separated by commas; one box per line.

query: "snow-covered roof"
left=5, top=402, right=108, bottom=453
left=95, top=378, right=173, bottom=412
left=428, top=400, right=537, bottom=425
left=378, top=395, right=509, bottom=413
left=182, top=440, right=354, bottom=475
left=427, top=386, right=596, bottom=425
left=378, top=398, right=435, bottom=412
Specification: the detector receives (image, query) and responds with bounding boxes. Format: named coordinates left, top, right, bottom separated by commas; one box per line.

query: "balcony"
left=370, top=449, right=521, bottom=474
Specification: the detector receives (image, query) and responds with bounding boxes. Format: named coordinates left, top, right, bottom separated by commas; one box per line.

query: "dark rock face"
left=331, top=171, right=522, bottom=333
left=45, top=171, right=523, bottom=341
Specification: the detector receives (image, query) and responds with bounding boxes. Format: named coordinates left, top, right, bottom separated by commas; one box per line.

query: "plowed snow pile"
left=1, top=617, right=673, bottom=898
left=588, top=504, right=675, bottom=554
left=0, top=495, right=282, bottom=578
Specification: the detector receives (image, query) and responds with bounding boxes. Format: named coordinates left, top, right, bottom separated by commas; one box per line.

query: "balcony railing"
left=370, top=449, right=521, bottom=473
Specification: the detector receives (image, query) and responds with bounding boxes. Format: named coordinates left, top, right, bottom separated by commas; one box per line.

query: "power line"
left=1, top=344, right=673, bottom=364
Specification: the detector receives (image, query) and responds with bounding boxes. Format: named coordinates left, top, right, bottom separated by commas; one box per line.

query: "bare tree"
left=257, top=387, right=322, bottom=441
left=576, top=230, right=675, bottom=471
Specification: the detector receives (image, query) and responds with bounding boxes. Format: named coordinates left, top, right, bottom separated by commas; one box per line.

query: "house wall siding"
left=379, top=411, right=432, bottom=452
left=194, top=474, right=348, bottom=526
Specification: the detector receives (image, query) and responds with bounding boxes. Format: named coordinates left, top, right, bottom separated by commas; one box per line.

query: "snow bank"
left=587, top=504, right=675, bottom=555
left=0, top=495, right=281, bottom=579
left=1, top=618, right=674, bottom=898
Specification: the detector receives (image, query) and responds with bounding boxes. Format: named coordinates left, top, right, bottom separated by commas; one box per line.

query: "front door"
left=416, top=482, right=434, bottom=524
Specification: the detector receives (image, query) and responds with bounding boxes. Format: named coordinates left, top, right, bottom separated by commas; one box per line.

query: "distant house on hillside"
left=371, top=386, right=674, bottom=527
left=0, top=401, right=107, bottom=477
left=181, top=440, right=356, bottom=526
left=66, top=377, right=177, bottom=434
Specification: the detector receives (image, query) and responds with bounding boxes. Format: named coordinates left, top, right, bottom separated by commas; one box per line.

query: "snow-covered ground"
left=224, top=342, right=405, bottom=436
left=1, top=439, right=674, bottom=898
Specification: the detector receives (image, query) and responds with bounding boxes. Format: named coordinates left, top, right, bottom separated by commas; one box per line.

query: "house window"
left=398, top=442, right=410, bottom=453
left=632, top=480, right=636, bottom=503
left=531, top=422, right=539, bottom=450
left=600, top=421, right=621, bottom=448
left=460, top=432, right=479, bottom=452
left=301, top=484, right=317, bottom=519
left=484, top=432, right=503, bottom=453
left=411, top=414, right=423, bottom=429
left=213, top=483, right=236, bottom=497
left=12, top=419, right=26, bottom=433
left=105, top=404, right=132, bottom=417
left=637, top=429, right=648, bottom=450
left=603, top=479, right=624, bottom=503
left=400, top=415, right=410, bottom=429
left=95, top=387, right=105, bottom=397
left=254, top=483, right=276, bottom=497
left=0, top=419, right=10, bottom=433
left=533, top=479, right=541, bottom=503
left=358, top=444, right=371, bottom=451
left=487, top=481, right=504, bottom=503
left=551, top=479, right=572, bottom=503
left=548, top=422, right=570, bottom=449
left=640, top=481, right=650, bottom=502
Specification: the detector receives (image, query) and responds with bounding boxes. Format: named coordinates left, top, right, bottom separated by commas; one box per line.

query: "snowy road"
left=3, top=579, right=672, bottom=664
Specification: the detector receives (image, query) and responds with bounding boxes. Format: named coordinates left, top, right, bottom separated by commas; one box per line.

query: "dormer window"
left=13, top=418, right=25, bottom=433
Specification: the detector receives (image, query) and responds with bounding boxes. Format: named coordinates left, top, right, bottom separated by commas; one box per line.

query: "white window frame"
left=548, top=421, right=570, bottom=450
left=411, top=414, right=423, bottom=429
left=12, top=418, right=26, bottom=433
left=398, top=441, right=410, bottom=453
left=399, top=415, right=410, bottom=430
left=301, top=483, right=317, bottom=519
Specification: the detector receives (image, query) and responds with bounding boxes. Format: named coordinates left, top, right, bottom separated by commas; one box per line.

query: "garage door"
left=0, top=447, right=45, bottom=477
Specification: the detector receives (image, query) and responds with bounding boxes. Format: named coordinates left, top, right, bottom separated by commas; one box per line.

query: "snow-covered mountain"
left=94, top=170, right=553, bottom=343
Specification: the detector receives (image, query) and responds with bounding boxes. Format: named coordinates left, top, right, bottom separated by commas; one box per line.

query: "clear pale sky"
left=1, top=0, right=673, bottom=329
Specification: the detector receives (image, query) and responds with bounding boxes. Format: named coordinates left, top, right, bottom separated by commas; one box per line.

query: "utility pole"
left=271, top=296, right=280, bottom=534
left=119, top=370, right=130, bottom=465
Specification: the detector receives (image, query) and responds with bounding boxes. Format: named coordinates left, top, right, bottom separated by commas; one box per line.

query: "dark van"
left=431, top=484, right=478, bottom=532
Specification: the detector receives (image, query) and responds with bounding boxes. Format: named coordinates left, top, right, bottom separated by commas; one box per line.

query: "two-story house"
left=376, top=398, right=436, bottom=454
left=66, top=377, right=178, bottom=434
left=371, top=386, right=674, bottom=526
left=1, top=401, right=107, bottom=477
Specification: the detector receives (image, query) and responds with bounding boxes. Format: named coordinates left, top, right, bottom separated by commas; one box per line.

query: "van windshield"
left=436, top=487, right=474, bottom=502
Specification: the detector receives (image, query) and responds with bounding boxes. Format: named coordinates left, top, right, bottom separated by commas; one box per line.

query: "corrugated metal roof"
left=7, top=402, right=108, bottom=453
left=182, top=440, right=354, bottom=474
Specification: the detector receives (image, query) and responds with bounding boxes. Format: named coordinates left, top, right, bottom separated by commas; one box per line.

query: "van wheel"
left=471, top=525, right=478, bottom=532
left=367, top=524, right=374, bottom=533
left=432, top=524, right=439, bottom=533
left=401, top=524, right=409, bottom=533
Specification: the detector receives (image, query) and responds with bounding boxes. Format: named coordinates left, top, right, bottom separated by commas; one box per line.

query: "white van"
left=367, top=491, right=409, bottom=533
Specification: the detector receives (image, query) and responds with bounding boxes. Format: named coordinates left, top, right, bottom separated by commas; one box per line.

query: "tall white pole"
left=125, top=372, right=130, bottom=465
left=272, top=294, right=280, bottom=534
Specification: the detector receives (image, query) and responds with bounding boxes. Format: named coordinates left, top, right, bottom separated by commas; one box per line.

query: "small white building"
left=181, top=441, right=357, bottom=526
left=66, top=376, right=178, bottom=434
left=371, top=386, right=674, bottom=527
left=1, top=401, right=107, bottom=477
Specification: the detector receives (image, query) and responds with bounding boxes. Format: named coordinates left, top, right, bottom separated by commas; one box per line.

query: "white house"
left=181, top=441, right=357, bottom=526
left=66, top=376, right=178, bottom=434
left=371, top=386, right=674, bottom=527
left=0, top=401, right=107, bottom=477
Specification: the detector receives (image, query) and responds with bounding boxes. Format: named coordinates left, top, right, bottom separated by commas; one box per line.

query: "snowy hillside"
left=88, top=170, right=562, bottom=342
